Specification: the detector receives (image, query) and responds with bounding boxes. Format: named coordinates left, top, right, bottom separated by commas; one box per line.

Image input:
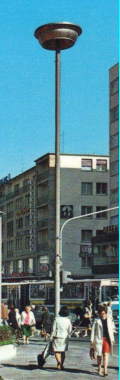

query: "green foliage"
left=0, top=325, right=16, bottom=346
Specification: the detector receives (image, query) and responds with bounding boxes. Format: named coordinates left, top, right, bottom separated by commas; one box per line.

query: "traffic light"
left=61, top=269, right=72, bottom=284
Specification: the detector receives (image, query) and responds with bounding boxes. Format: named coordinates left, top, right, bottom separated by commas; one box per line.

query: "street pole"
left=0, top=212, right=4, bottom=325
left=55, top=45, right=61, bottom=316
left=59, top=206, right=119, bottom=259
left=34, top=22, right=82, bottom=316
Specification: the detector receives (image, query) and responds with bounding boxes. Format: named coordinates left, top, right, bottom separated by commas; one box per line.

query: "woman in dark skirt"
left=8, top=304, right=18, bottom=330
left=21, top=306, right=36, bottom=344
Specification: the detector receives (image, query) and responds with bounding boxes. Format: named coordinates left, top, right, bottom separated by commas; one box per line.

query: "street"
left=0, top=333, right=119, bottom=380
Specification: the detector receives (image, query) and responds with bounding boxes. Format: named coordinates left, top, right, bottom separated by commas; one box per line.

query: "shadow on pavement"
left=1, top=363, right=96, bottom=375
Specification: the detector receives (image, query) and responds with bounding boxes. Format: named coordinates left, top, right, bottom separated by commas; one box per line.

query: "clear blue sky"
left=0, top=0, right=119, bottom=178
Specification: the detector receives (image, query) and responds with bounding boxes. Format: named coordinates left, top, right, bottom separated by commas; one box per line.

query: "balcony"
left=37, top=171, right=49, bottom=183
left=93, top=255, right=119, bottom=265
left=37, top=219, right=48, bottom=230
left=7, top=251, right=14, bottom=258
left=37, top=195, right=49, bottom=206
left=37, top=243, right=48, bottom=253
left=7, top=211, right=13, bottom=219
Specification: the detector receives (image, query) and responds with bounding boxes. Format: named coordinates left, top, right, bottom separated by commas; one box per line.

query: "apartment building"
left=0, top=153, right=109, bottom=282
left=109, top=62, right=119, bottom=225
left=92, top=63, right=119, bottom=278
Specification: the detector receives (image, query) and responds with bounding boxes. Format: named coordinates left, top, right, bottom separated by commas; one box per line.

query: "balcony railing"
left=7, top=211, right=13, bottom=219
left=93, top=255, right=119, bottom=265
left=37, top=219, right=48, bottom=229
left=37, top=172, right=49, bottom=182
left=37, top=195, right=49, bottom=206
left=37, top=243, right=48, bottom=252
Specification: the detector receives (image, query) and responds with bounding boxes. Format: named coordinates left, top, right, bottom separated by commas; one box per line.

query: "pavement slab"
left=0, top=337, right=119, bottom=380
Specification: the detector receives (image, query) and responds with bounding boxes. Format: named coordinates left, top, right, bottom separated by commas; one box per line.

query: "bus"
left=2, top=278, right=119, bottom=319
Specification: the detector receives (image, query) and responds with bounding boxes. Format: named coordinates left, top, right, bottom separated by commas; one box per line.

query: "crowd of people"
left=1, top=300, right=115, bottom=376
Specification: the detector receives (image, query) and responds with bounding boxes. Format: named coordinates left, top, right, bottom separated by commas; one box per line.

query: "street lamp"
left=34, top=22, right=82, bottom=316
left=60, top=206, right=119, bottom=258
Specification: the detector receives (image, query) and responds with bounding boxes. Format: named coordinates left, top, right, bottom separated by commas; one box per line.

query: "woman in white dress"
left=50, top=306, right=72, bottom=370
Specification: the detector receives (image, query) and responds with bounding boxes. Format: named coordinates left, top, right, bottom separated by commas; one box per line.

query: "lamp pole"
left=0, top=212, right=4, bottom=325
left=34, top=22, right=82, bottom=316
left=60, top=206, right=119, bottom=259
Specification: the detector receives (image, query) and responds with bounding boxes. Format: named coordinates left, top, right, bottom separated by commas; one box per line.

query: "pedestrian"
left=90, top=303, right=115, bottom=376
left=15, top=308, right=21, bottom=327
left=83, top=301, right=92, bottom=337
left=1, top=302, right=8, bottom=325
left=41, top=306, right=53, bottom=340
left=8, top=305, right=19, bottom=330
left=21, top=305, right=36, bottom=344
left=107, top=301, right=113, bottom=319
left=50, top=305, right=72, bottom=370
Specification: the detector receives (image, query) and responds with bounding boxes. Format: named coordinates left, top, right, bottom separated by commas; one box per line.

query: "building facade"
left=0, top=153, right=110, bottom=282
left=109, top=62, right=119, bottom=225
left=92, top=63, right=119, bottom=278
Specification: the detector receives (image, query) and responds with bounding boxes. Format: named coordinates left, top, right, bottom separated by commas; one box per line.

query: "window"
left=7, top=202, right=13, bottom=218
left=25, top=236, right=30, bottom=249
left=96, top=206, right=107, bottom=218
left=14, top=184, right=19, bottom=195
left=7, top=221, right=13, bottom=237
left=81, top=159, right=92, bottom=171
left=111, top=161, right=119, bottom=176
left=16, top=260, right=23, bottom=273
left=81, top=230, right=92, bottom=242
left=25, top=215, right=30, bottom=227
left=23, top=258, right=29, bottom=272
left=110, top=78, right=119, bottom=95
left=7, top=202, right=13, bottom=213
left=81, top=257, right=92, bottom=268
left=96, top=183, right=107, bottom=195
left=16, top=218, right=23, bottom=229
left=81, top=182, right=93, bottom=195
left=111, top=189, right=119, bottom=203
left=110, top=215, right=119, bottom=225
left=96, top=160, right=107, bottom=171
left=7, top=241, right=13, bottom=253
left=81, top=206, right=93, bottom=217
left=110, top=106, right=119, bottom=122
left=96, top=230, right=103, bottom=236
left=25, top=194, right=30, bottom=206
left=23, top=179, right=30, bottom=192
left=16, top=238, right=23, bottom=250
left=110, top=133, right=119, bottom=149
left=16, top=198, right=23, bottom=210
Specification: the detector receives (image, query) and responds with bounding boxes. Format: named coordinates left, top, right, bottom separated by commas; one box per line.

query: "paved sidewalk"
left=0, top=337, right=119, bottom=380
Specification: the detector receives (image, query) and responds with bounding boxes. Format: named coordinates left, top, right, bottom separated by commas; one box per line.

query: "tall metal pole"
left=0, top=216, right=2, bottom=325
left=55, top=46, right=61, bottom=316
left=34, top=21, right=82, bottom=317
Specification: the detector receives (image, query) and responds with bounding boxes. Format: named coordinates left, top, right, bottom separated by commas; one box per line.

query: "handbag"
left=89, top=344, right=95, bottom=360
